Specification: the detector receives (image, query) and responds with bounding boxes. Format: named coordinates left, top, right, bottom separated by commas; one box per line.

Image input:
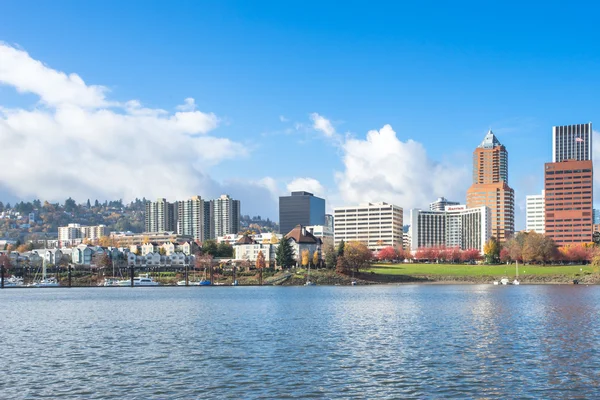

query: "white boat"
left=29, top=278, right=60, bottom=287
left=177, top=280, right=205, bottom=286
left=99, top=278, right=120, bottom=287
left=117, top=274, right=159, bottom=286
left=3, top=275, right=24, bottom=287
left=29, top=258, right=60, bottom=287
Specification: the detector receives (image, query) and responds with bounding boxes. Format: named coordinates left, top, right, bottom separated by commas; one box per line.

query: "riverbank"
left=24, top=263, right=597, bottom=287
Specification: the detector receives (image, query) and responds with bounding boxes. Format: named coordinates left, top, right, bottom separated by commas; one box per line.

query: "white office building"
left=552, top=123, right=592, bottom=162
left=526, top=192, right=545, bottom=234
left=409, top=205, right=491, bottom=252
left=58, top=223, right=109, bottom=246
left=333, top=202, right=403, bottom=251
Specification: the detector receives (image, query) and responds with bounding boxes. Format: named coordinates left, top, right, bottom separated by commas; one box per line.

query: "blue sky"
left=0, top=1, right=599, bottom=228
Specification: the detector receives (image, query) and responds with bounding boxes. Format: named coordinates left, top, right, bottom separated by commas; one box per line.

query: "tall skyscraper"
left=545, top=123, right=593, bottom=246
left=552, top=122, right=592, bottom=162
left=466, top=130, right=515, bottom=242
left=177, top=196, right=210, bottom=242
left=279, top=191, right=326, bottom=235
left=145, top=198, right=177, bottom=232
left=210, top=194, right=241, bottom=238
left=429, top=197, right=460, bottom=211
left=526, top=192, right=545, bottom=233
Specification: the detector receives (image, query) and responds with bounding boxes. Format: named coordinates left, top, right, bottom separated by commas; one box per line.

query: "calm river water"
left=1, top=285, right=599, bottom=399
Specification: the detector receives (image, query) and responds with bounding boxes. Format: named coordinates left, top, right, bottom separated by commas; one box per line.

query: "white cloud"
left=310, top=112, right=336, bottom=138
left=0, top=43, right=247, bottom=205
left=176, top=97, right=197, bottom=112
left=334, top=124, right=469, bottom=212
left=279, top=115, right=289, bottom=122
left=0, top=42, right=110, bottom=108
left=286, top=177, right=326, bottom=198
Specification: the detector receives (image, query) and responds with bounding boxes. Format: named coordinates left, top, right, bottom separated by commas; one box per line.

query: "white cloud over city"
left=0, top=43, right=253, bottom=206
left=298, top=115, right=470, bottom=213
left=0, top=43, right=472, bottom=220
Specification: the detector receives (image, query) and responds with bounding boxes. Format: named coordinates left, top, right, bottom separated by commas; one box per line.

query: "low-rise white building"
left=234, top=235, right=277, bottom=264
left=127, top=252, right=194, bottom=267
left=58, top=223, right=108, bottom=246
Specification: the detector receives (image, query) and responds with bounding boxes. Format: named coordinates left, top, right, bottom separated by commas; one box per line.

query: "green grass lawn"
left=370, top=263, right=593, bottom=277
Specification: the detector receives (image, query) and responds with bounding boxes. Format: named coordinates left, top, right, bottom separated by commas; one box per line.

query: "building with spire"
left=466, top=130, right=515, bottom=242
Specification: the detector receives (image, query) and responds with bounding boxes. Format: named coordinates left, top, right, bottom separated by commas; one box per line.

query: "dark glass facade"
left=279, top=191, right=325, bottom=235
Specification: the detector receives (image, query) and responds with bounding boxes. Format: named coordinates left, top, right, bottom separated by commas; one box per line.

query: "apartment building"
left=58, top=223, right=109, bottom=246
left=109, top=231, right=194, bottom=248
left=145, top=198, right=177, bottom=232
left=333, top=202, right=403, bottom=251
left=409, top=205, right=491, bottom=252
left=210, top=194, right=241, bottom=238
left=177, top=195, right=210, bottom=242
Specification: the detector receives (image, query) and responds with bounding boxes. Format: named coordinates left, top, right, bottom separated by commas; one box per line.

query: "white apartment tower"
left=177, top=196, right=210, bottom=242
left=210, top=194, right=241, bottom=238
left=409, top=205, right=491, bottom=253
left=145, top=198, right=178, bottom=232
left=333, top=202, right=403, bottom=251
left=552, top=123, right=592, bottom=162
left=526, top=192, right=545, bottom=234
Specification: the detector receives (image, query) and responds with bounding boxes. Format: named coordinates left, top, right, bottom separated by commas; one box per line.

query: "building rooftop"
left=285, top=225, right=321, bottom=244
left=478, top=130, right=503, bottom=149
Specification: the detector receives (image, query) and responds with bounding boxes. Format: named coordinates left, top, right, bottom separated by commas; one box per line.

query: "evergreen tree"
left=275, top=237, right=295, bottom=268
left=217, top=241, right=234, bottom=257
left=32, top=199, right=41, bottom=209
left=86, top=199, right=91, bottom=208
left=337, top=240, right=345, bottom=257
left=202, top=240, right=219, bottom=256
left=64, top=197, right=77, bottom=212
left=94, top=199, right=100, bottom=207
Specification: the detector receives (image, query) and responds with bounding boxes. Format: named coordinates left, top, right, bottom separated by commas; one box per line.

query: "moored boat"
left=117, top=274, right=159, bottom=286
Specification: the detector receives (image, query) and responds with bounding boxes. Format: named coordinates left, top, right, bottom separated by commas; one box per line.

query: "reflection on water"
left=1, top=285, right=600, bottom=398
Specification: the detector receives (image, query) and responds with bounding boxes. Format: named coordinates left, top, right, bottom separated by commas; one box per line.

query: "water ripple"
left=1, top=285, right=600, bottom=398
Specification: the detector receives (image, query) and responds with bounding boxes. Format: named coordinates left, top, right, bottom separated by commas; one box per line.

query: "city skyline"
left=1, top=2, right=600, bottom=230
